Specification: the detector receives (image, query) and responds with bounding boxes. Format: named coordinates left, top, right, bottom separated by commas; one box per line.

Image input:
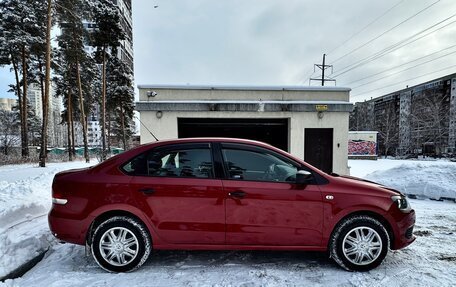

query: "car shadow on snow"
left=142, top=250, right=334, bottom=270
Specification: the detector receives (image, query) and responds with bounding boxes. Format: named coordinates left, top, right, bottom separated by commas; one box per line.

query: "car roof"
left=141, top=137, right=272, bottom=147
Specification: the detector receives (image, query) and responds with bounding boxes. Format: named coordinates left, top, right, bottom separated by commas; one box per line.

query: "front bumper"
left=392, top=209, right=416, bottom=250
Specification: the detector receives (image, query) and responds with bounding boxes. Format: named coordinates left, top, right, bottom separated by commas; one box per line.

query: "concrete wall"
left=139, top=110, right=350, bottom=175
left=348, top=131, right=378, bottom=142
left=138, top=86, right=350, bottom=102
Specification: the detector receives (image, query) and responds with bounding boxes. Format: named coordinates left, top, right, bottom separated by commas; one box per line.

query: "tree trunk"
left=39, top=0, right=52, bottom=167
left=11, top=54, right=24, bottom=157
left=70, top=102, right=75, bottom=157
left=108, top=111, right=113, bottom=153
left=21, top=45, right=29, bottom=158
left=76, top=58, right=90, bottom=163
left=67, top=89, right=73, bottom=161
left=120, top=104, right=126, bottom=150
left=2, top=135, right=7, bottom=155
left=38, top=58, right=47, bottom=166
left=101, top=46, right=107, bottom=161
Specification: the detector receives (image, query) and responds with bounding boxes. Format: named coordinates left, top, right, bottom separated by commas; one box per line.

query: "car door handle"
left=138, top=188, right=155, bottom=195
left=228, top=191, right=246, bottom=199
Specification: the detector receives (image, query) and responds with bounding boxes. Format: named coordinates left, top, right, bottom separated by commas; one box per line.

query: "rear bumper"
left=392, top=209, right=416, bottom=250
left=48, top=208, right=93, bottom=245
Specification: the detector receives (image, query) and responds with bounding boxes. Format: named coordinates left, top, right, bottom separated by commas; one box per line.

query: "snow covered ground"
left=0, top=162, right=93, bottom=280
left=0, top=159, right=455, bottom=286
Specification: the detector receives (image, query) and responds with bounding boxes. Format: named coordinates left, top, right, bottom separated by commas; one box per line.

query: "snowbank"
left=349, top=160, right=456, bottom=200
left=3, top=199, right=456, bottom=287
left=0, top=162, right=93, bottom=278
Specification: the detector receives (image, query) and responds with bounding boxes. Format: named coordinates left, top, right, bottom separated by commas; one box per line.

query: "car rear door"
left=219, top=143, right=323, bottom=246
left=127, top=143, right=225, bottom=245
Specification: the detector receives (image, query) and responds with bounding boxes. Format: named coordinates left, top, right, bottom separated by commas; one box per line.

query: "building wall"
left=88, top=120, right=102, bottom=147
left=115, top=0, right=133, bottom=72
left=139, top=110, right=349, bottom=175
left=82, top=0, right=134, bottom=147
left=27, top=83, right=66, bottom=147
left=398, top=91, right=412, bottom=155
left=137, top=86, right=351, bottom=175
left=0, top=98, right=16, bottom=111
left=449, top=78, right=456, bottom=152
left=350, top=73, right=456, bottom=156
left=348, top=131, right=378, bottom=158
left=138, top=86, right=350, bottom=102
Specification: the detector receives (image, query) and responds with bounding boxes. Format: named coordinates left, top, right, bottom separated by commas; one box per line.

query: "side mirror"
left=296, top=170, right=313, bottom=184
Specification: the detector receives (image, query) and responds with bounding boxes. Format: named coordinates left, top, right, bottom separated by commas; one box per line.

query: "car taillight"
left=52, top=186, right=68, bottom=205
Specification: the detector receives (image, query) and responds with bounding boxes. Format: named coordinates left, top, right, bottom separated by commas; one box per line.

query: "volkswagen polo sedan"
left=49, top=138, right=415, bottom=272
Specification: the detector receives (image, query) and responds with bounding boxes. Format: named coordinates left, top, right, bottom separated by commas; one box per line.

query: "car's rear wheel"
left=91, top=216, right=151, bottom=272
left=329, top=215, right=389, bottom=271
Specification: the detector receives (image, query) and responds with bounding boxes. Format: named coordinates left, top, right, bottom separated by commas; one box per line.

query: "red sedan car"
left=49, top=138, right=415, bottom=272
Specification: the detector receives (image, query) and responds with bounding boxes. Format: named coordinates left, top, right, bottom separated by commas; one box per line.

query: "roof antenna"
left=135, top=116, right=159, bottom=141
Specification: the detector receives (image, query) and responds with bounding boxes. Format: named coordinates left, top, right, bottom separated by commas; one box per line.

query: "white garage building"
left=136, top=85, right=352, bottom=175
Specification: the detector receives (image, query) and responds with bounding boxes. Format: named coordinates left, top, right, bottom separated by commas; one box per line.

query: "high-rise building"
left=0, top=98, right=16, bottom=111
left=350, top=73, right=456, bottom=156
left=26, top=83, right=68, bottom=147
left=114, top=0, right=133, bottom=73
left=83, top=0, right=134, bottom=147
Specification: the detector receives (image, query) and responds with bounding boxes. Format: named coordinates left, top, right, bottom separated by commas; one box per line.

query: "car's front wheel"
left=91, top=216, right=151, bottom=272
left=329, top=215, right=390, bottom=271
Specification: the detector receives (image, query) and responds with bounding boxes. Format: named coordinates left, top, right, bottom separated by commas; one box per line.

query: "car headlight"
left=391, top=195, right=411, bottom=213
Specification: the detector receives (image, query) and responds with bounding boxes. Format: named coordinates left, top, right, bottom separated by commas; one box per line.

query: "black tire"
left=91, top=216, right=151, bottom=272
left=329, top=215, right=389, bottom=271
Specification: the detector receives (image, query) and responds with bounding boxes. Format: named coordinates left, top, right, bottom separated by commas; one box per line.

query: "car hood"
left=330, top=173, right=401, bottom=197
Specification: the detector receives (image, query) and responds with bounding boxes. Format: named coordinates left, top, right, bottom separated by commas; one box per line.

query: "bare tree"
left=376, top=102, right=399, bottom=156
left=410, top=92, right=449, bottom=155
left=0, top=110, right=20, bottom=155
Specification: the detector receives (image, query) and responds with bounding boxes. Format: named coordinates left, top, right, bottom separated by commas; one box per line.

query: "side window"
left=123, top=148, right=214, bottom=178
left=222, top=149, right=298, bottom=182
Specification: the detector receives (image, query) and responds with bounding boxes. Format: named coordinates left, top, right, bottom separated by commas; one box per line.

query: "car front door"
left=220, top=143, right=323, bottom=246
left=127, top=143, right=225, bottom=245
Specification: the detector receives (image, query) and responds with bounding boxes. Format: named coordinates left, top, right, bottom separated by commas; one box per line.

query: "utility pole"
left=309, top=54, right=336, bottom=86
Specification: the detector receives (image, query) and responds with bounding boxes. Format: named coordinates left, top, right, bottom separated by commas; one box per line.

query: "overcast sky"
left=1, top=0, right=456, bottom=103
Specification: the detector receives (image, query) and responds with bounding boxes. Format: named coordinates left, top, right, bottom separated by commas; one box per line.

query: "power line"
left=330, top=0, right=441, bottom=64
left=351, top=64, right=456, bottom=98
left=327, top=0, right=406, bottom=56
left=351, top=50, right=456, bottom=89
left=334, top=18, right=456, bottom=77
left=331, top=14, right=456, bottom=78
left=343, top=46, right=456, bottom=86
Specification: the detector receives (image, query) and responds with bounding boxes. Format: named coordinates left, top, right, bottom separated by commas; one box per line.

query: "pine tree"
left=90, top=0, right=124, bottom=160
left=54, top=0, right=95, bottom=162
left=0, top=0, right=47, bottom=158
left=106, top=57, right=135, bottom=150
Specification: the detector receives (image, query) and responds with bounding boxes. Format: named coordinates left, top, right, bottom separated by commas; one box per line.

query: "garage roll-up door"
left=178, top=118, right=289, bottom=152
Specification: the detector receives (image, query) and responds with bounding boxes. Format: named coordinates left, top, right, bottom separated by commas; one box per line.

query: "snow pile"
left=0, top=162, right=93, bottom=278
left=364, top=162, right=456, bottom=200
